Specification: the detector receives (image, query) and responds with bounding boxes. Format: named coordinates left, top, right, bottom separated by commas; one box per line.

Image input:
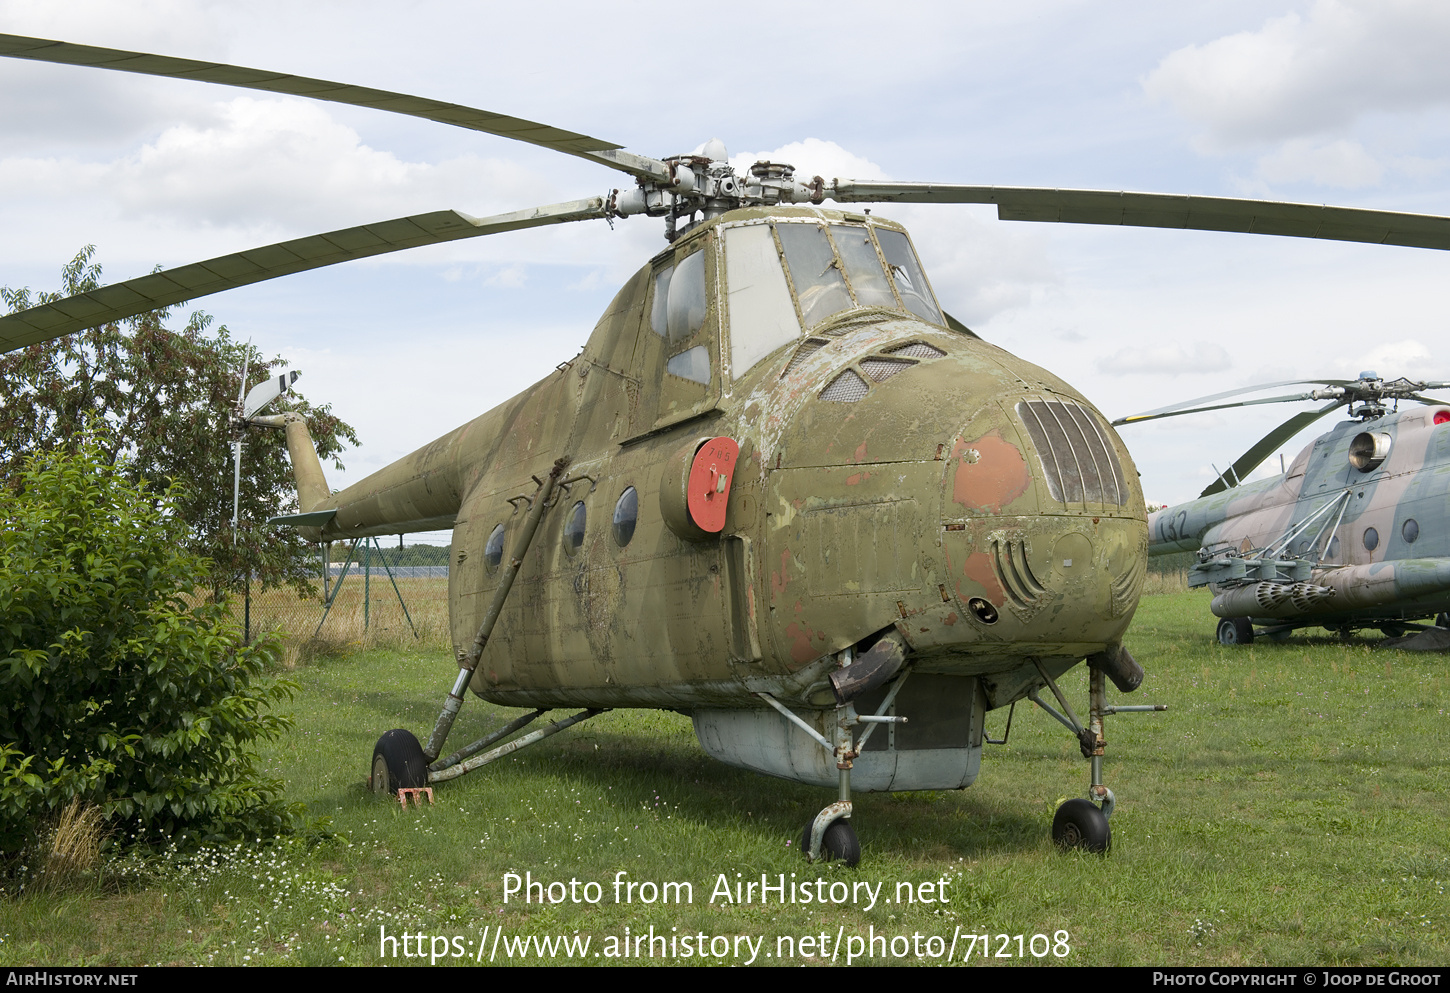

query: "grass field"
left=2, top=589, right=1447, bottom=967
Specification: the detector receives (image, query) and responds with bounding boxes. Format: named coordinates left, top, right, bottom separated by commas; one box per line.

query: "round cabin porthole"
left=613, top=486, right=638, bottom=547
left=1363, top=526, right=1379, bottom=552
left=563, top=501, right=587, bottom=556
left=485, top=524, right=505, bottom=573
left=1403, top=518, right=1420, bottom=544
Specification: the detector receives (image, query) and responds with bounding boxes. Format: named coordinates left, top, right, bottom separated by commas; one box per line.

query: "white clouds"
left=1344, top=338, right=1443, bottom=380
left=729, top=139, right=887, bottom=185
left=1096, top=341, right=1232, bottom=377
left=66, top=96, right=546, bottom=232
left=1256, top=137, right=1384, bottom=188
left=1145, top=0, right=1450, bottom=147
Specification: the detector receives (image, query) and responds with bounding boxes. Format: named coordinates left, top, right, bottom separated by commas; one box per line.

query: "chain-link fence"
left=236, top=564, right=451, bottom=664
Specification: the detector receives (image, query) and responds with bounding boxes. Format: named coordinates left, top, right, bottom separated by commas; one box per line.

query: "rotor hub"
left=608, top=141, right=827, bottom=239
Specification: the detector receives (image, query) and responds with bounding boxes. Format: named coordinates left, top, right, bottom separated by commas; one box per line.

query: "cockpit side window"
left=649, top=265, right=672, bottom=337
left=724, top=224, right=800, bottom=377
left=875, top=228, right=942, bottom=324
left=666, top=250, right=707, bottom=343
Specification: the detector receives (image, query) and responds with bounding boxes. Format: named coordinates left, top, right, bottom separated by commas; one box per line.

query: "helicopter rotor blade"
left=0, top=197, right=609, bottom=353
left=828, top=182, right=1450, bottom=252
left=1200, top=401, right=1344, bottom=499
left=1113, top=380, right=1352, bottom=426
left=231, top=437, right=243, bottom=547
left=243, top=370, right=302, bottom=420
left=0, top=34, right=671, bottom=183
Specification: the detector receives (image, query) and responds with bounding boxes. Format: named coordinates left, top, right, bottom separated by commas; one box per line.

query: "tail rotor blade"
left=231, top=439, right=243, bottom=547
left=243, top=370, right=302, bottom=419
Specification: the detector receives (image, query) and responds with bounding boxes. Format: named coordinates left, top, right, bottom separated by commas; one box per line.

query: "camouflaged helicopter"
left=1116, top=374, right=1450, bottom=646
left=8, top=34, right=1450, bottom=865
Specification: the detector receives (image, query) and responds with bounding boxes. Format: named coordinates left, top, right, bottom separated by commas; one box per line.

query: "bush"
left=0, top=435, right=300, bottom=852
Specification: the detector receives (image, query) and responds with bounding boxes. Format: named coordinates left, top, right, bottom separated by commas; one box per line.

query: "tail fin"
left=282, top=411, right=331, bottom=512
left=257, top=411, right=335, bottom=540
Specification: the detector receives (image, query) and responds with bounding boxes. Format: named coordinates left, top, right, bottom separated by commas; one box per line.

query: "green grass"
left=2, top=590, right=1447, bottom=966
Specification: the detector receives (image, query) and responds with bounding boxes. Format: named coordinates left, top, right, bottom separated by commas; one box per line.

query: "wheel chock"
left=398, top=787, right=434, bottom=809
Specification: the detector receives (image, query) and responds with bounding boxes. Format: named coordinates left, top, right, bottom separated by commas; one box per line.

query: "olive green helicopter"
left=6, top=32, right=1450, bottom=864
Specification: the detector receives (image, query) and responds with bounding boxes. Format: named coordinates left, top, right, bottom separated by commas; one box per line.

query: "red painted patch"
left=951, top=431, right=1030, bottom=512
left=853, top=441, right=869, bottom=464
left=770, top=550, right=793, bottom=596
left=845, top=471, right=872, bottom=486
left=785, top=621, right=816, bottom=663
left=962, top=551, right=1005, bottom=604
left=944, top=612, right=958, bottom=626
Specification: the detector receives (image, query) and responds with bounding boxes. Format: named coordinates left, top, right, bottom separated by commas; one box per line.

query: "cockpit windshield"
left=722, top=220, right=943, bottom=379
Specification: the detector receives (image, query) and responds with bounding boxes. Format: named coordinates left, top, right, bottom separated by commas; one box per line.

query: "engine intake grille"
left=1016, top=399, right=1127, bottom=507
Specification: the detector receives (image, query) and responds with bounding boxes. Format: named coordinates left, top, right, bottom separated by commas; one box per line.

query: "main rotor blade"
left=1113, top=379, right=1350, bottom=426
left=0, top=197, right=608, bottom=352
left=829, top=183, right=1450, bottom=251
left=0, top=34, right=670, bottom=183
left=1200, top=402, right=1343, bottom=498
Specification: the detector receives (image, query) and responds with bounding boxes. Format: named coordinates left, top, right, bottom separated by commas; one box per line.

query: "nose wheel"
left=1052, top=798, right=1110, bottom=853
left=757, top=662, right=910, bottom=871
left=802, top=805, right=860, bottom=867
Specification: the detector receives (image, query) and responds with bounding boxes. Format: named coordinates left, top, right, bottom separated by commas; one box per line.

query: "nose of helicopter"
left=758, top=323, right=1147, bottom=669
left=927, top=392, right=1147, bottom=656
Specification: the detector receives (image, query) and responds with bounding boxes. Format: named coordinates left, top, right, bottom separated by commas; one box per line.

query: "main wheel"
left=371, top=729, right=428, bottom=795
left=1052, top=798, right=1110, bottom=854
left=801, top=818, right=861, bottom=868
left=1217, top=617, right=1254, bottom=645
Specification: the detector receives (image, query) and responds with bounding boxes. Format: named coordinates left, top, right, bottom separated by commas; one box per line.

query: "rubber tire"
left=801, top=819, right=861, bottom=868
left=1217, top=617, right=1254, bottom=646
left=1435, top=612, right=1450, bottom=630
left=371, top=729, right=428, bottom=795
left=1052, top=798, right=1110, bottom=854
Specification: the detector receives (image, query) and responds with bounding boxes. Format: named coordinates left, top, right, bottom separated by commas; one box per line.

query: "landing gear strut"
left=367, top=460, right=608, bottom=797
left=1030, top=660, right=1165, bottom=854
left=758, top=645, right=911, bottom=870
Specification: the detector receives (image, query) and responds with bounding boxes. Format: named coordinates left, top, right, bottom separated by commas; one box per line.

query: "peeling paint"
left=952, top=431, right=1030, bottom=512
left=962, top=551, right=1005, bottom=605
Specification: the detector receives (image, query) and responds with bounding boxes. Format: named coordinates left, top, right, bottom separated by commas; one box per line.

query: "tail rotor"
left=227, top=341, right=301, bottom=545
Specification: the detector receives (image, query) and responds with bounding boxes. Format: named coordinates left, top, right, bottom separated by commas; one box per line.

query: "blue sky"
left=3, top=0, right=1449, bottom=536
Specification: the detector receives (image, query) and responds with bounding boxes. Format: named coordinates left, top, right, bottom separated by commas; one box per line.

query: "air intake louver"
left=820, top=369, right=870, bottom=402
left=1016, top=399, right=1127, bottom=506
left=886, top=342, right=945, bottom=359
left=859, top=358, right=911, bottom=383
left=990, top=536, right=1053, bottom=620
left=783, top=337, right=828, bottom=376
